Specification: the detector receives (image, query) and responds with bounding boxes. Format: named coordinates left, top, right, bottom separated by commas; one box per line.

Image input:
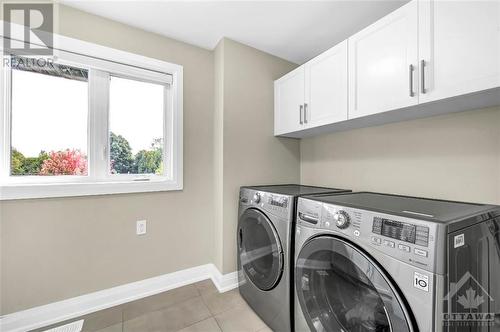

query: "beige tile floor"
left=34, top=280, right=271, bottom=332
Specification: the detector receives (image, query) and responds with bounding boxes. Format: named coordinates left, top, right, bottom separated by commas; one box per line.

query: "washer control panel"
left=370, top=216, right=431, bottom=262
left=296, top=197, right=440, bottom=273
left=372, top=217, right=429, bottom=247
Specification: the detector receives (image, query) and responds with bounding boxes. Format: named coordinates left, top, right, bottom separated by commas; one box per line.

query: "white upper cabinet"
left=274, top=41, right=348, bottom=136
left=348, top=0, right=419, bottom=119
left=274, top=67, right=305, bottom=135
left=304, top=40, right=348, bottom=128
left=274, top=0, right=500, bottom=138
left=418, top=0, right=500, bottom=103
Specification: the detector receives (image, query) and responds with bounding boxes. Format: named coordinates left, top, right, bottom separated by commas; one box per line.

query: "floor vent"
left=43, top=319, right=84, bottom=332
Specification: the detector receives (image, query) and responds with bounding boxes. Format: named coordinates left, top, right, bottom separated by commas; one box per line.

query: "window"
left=10, top=58, right=89, bottom=177
left=109, top=76, right=165, bottom=176
left=0, top=35, right=183, bottom=199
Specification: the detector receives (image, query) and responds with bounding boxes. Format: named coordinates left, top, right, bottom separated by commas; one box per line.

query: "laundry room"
left=0, top=1, right=499, bottom=332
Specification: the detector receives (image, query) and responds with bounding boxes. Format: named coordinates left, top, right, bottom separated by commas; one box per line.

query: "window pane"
left=109, top=76, right=164, bottom=175
left=10, top=58, right=89, bottom=176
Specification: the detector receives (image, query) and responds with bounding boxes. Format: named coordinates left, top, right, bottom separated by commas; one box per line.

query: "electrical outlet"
left=136, top=220, right=147, bottom=235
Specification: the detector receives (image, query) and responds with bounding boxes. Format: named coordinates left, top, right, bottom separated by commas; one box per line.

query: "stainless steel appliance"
left=295, top=192, right=500, bottom=332
left=237, top=185, right=350, bottom=332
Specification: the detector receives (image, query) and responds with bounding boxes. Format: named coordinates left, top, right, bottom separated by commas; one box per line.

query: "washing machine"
left=237, top=185, right=351, bottom=332
left=294, top=192, right=500, bottom=332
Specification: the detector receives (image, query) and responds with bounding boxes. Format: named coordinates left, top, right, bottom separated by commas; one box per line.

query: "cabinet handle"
left=299, top=104, right=304, bottom=124
left=304, top=103, right=308, bottom=124
left=420, top=60, right=426, bottom=94
left=409, top=64, right=415, bottom=97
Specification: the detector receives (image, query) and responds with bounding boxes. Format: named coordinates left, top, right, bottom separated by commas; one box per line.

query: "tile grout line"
left=196, top=288, right=223, bottom=331
left=120, top=286, right=202, bottom=328
left=174, top=295, right=212, bottom=332
left=44, top=281, right=249, bottom=332
left=173, top=284, right=217, bottom=332
left=195, top=282, right=237, bottom=332
left=212, top=315, right=224, bottom=332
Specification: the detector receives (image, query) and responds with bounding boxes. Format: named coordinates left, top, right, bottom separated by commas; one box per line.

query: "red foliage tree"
left=40, top=149, right=87, bottom=175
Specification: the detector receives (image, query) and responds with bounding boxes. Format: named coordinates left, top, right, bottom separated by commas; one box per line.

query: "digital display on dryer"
left=373, top=218, right=416, bottom=244
left=269, top=196, right=288, bottom=208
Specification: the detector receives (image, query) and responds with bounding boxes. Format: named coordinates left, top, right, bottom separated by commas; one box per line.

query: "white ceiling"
left=61, top=0, right=409, bottom=64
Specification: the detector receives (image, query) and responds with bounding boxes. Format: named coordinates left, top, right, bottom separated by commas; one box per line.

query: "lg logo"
left=3, top=3, right=53, bottom=55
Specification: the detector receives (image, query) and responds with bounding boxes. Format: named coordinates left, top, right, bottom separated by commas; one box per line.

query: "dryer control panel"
left=240, top=189, right=292, bottom=220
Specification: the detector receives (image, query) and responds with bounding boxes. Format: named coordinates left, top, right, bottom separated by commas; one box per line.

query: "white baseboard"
left=0, top=264, right=238, bottom=332
left=209, top=265, right=239, bottom=293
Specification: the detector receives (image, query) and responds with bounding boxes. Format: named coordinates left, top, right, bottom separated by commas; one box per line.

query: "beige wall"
left=0, top=6, right=300, bottom=314
left=0, top=5, right=215, bottom=314
left=215, top=39, right=300, bottom=273
left=301, top=106, right=500, bottom=205
left=213, top=40, right=225, bottom=272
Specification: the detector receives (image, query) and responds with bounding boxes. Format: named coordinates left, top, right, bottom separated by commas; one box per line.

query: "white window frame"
left=0, top=31, right=183, bottom=200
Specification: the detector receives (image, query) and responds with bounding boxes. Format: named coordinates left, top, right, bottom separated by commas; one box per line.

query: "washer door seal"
left=295, top=235, right=414, bottom=332
left=238, top=208, right=284, bottom=291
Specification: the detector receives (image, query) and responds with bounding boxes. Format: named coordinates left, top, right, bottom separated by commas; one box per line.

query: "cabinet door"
left=419, top=0, right=500, bottom=103
left=348, top=0, right=418, bottom=119
left=274, top=67, right=305, bottom=135
left=304, top=40, right=348, bottom=128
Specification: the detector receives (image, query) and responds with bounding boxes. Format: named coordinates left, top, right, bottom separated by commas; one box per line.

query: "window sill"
left=0, top=179, right=183, bottom=200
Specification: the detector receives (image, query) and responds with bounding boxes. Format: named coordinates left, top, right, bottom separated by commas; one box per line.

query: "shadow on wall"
left=300, top=106, right=500, bottom=205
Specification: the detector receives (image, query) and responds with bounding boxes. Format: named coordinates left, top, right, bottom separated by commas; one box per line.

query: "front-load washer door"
left=295, top=235, right=414, bottom=332
left=238, top=208, right=284, bottom=291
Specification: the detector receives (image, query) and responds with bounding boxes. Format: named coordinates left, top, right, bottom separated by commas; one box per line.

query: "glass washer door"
left=295, top=235, right=413, bottom=332
left=238, top=208, right=284, bottom=291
